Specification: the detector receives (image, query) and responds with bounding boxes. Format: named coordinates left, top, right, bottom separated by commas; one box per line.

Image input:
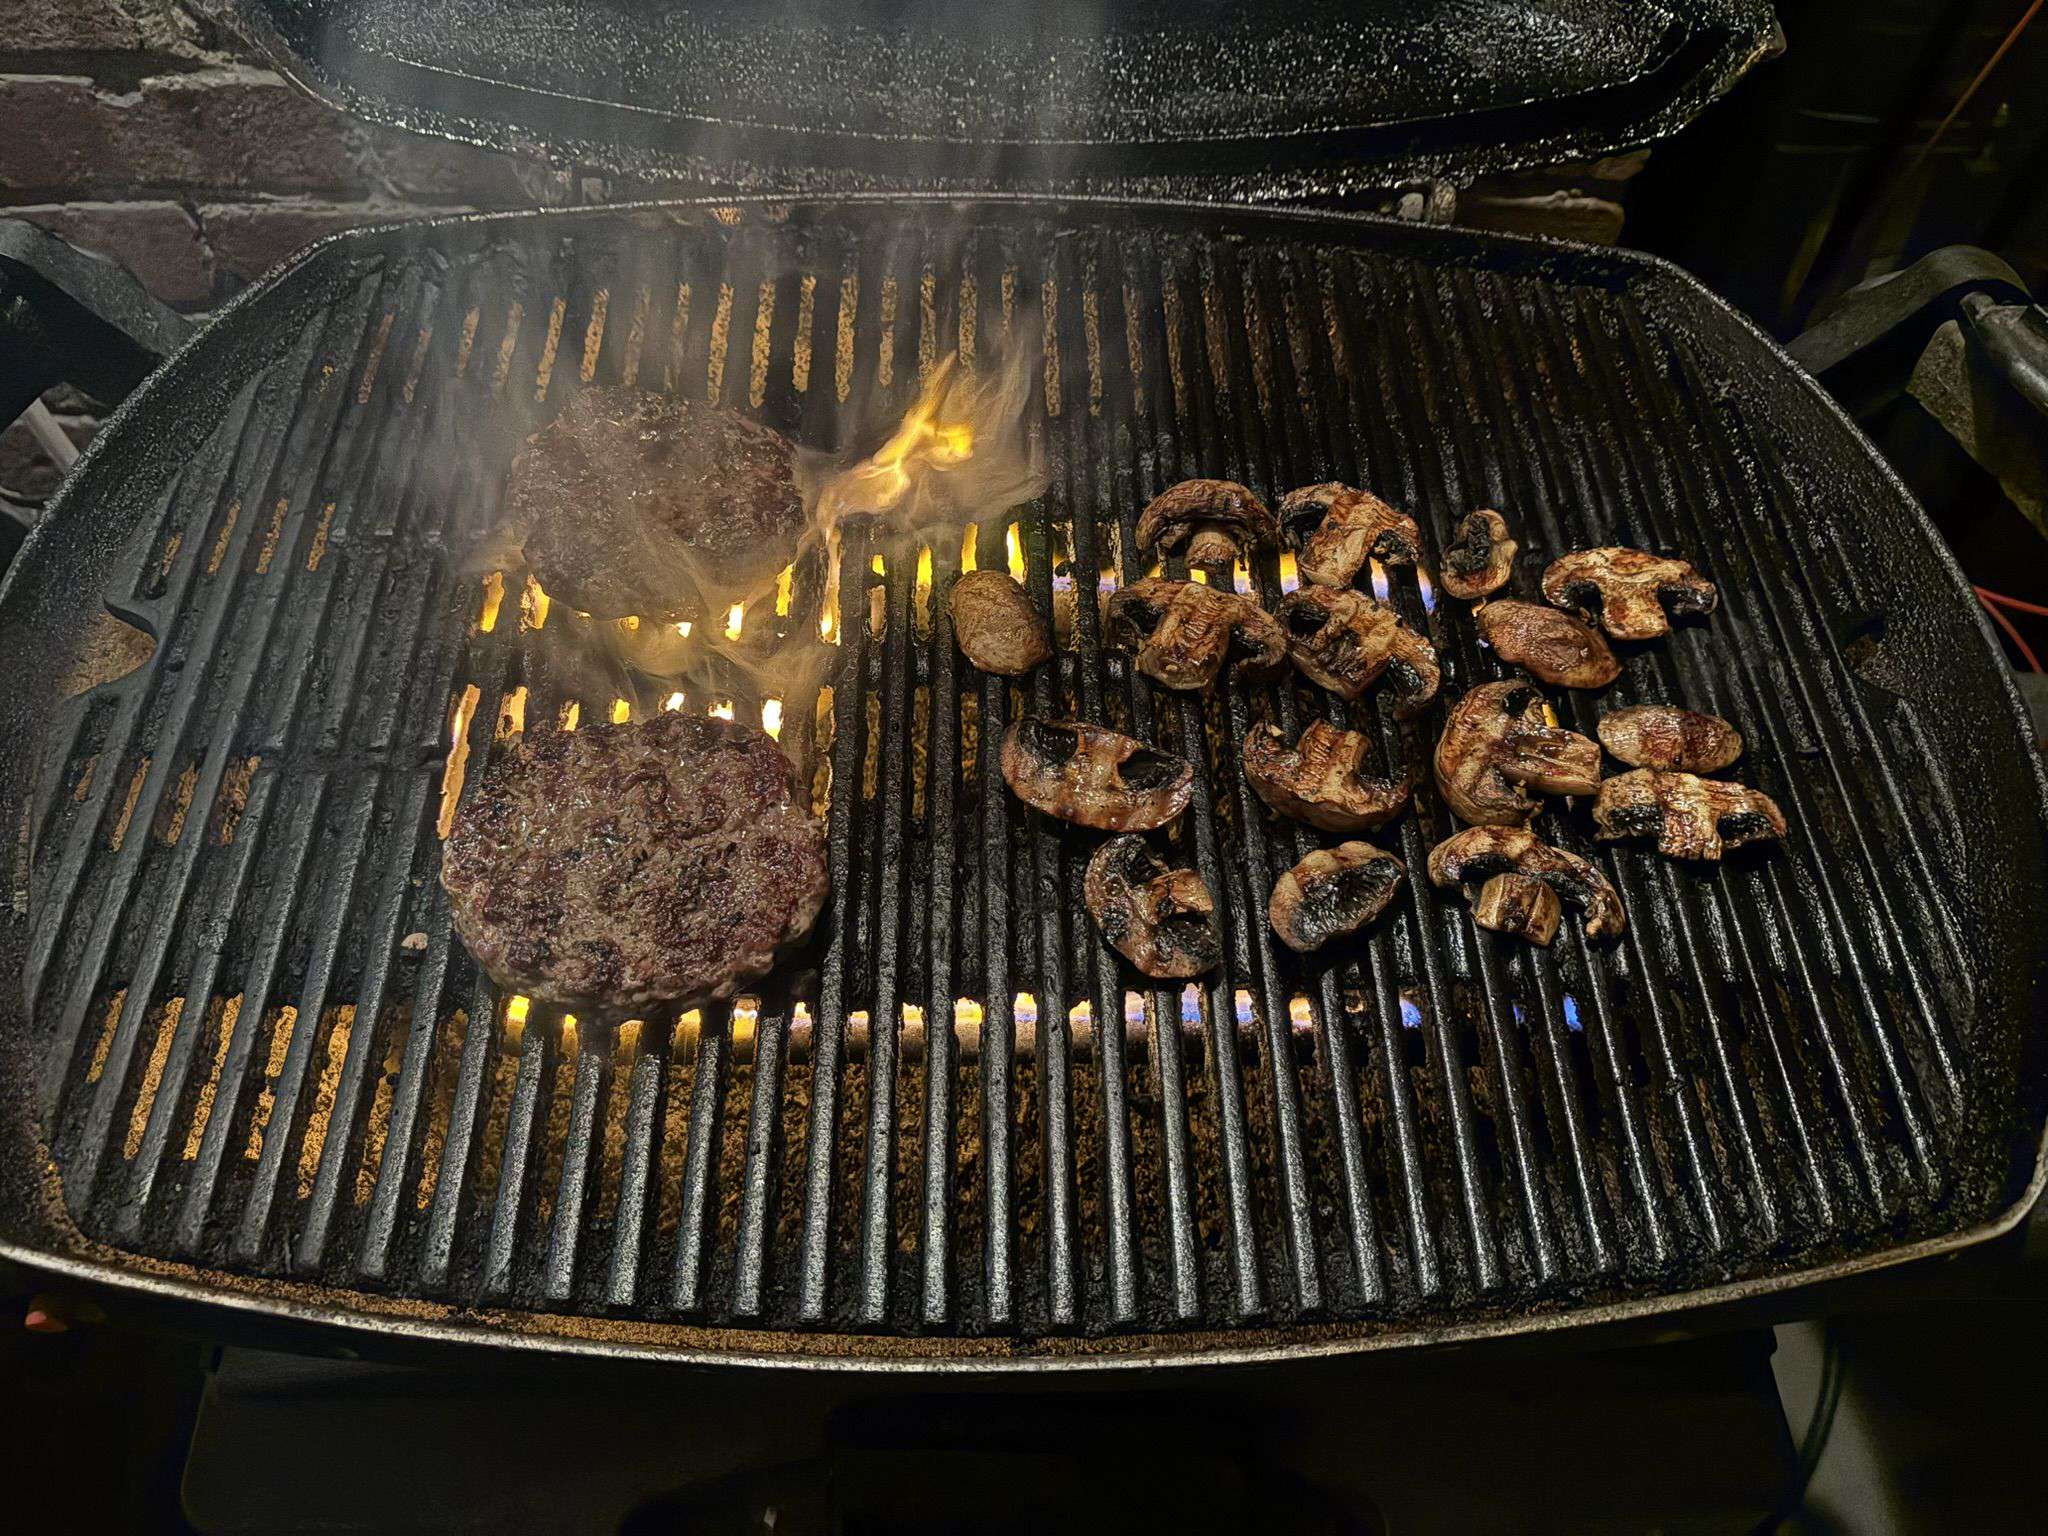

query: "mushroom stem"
left=1187, top=529, right=1240, bottom=568
left=1475, top=873, right=1561, bottom=945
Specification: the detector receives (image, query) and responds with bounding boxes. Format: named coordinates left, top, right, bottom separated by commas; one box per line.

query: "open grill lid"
left=229, top=0, right=1782, bottom=198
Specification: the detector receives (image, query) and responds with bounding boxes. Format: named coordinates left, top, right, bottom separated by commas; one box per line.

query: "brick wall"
left=1, top=0, right=532, bottom=308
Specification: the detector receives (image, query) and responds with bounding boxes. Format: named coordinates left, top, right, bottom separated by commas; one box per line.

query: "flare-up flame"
left=804, top=344, right=1046, bottom=645
left=824, top=357, right=976, bottom=518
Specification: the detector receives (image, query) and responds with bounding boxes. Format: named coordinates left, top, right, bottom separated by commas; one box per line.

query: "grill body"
left=2, top=199, right=2044, bottom=1368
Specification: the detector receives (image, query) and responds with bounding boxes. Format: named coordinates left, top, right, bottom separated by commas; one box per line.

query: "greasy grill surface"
left=4, top=201, right=2042, bottom=1358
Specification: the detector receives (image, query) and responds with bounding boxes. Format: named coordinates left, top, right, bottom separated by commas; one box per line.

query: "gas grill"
left=6, top=191, right=2046, bottom=1370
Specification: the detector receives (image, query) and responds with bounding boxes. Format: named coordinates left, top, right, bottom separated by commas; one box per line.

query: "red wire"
left=1979, top=591, right=2043, bottom=672
left=1975, top=584, right=2048, bottom=619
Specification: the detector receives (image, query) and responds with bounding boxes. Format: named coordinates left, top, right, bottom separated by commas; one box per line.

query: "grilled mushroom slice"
left=1597, top=704, right=1743, bottom=773
left=1000, top=718, right=1192, bottom=832
left=947, top=569, right=1051, bottom=676
left=1473, top=598, right=1621, bottom=690
left=1593, top=769, right=1786, bottom=861
left=1438, top=509, right=1518, bottom=601
left=1433, top=680, right=1601, bottom=826
left=1242, top=721, right=1410, bottom=832
left=1268, top=841, right=1406, bottom=953
left=1103, top=578, right=1286, bottom=691
left=1542, top=547, right=1719, bottom=641
left=1427, top=825, right=1626, bottom=941
left=1474, top=874, right=1561, bottom=946
left=1278, top=482, right=1422, bottom=588
left=1084, top=835, right=1221, bottom=978
left=1134, top=479, right=1281, bottom=567
left=1275, top=585, right=1441, bottom=713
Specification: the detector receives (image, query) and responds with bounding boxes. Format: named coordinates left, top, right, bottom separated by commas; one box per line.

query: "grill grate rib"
left=14, top=202, right=2037, bottom=1354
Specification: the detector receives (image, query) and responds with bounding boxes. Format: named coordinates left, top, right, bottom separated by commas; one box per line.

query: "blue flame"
left=1563, top=994, right=1583, bottom=1033
left=1399, top=994, right=1424, bottom=1030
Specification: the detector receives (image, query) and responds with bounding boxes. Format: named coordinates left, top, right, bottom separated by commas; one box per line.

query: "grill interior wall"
left=18, top=206, right=1997, bottom=1343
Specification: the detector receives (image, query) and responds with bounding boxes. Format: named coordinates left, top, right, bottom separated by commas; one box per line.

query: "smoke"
left=480, top=337, right=1046, bottom=732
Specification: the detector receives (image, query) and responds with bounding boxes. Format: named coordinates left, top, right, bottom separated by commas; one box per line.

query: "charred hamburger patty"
left=507, top=387, right=804, bottom=620
left=441, top=714, right=827, bottom=1016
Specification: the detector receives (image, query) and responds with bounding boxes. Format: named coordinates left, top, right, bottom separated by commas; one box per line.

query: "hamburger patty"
left=441, top=714, right=827, bottom=1016
left=506, top=387, right=804, bottom=620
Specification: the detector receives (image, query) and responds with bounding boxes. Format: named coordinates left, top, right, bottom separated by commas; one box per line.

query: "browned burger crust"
left=948, top=569, right=1051, bottom=676
left=441, top=714, right=827, bottom=1017
left=508, top=387, right=803, bottom=620
left=1474, top=598, right=1622, bottom=690
left=1597, top=704, right=1743, bottom=773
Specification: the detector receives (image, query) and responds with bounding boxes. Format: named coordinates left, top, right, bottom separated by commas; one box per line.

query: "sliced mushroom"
left=1278, top=482, right=1422, bottom=588
left=1085, top=835, right=1221, bottom=978
left=1592, top=769, right=1786, bottom=861
left=1242, top=720, right=1411, bottom=833
left=1438, top=509, right=1517, bottom=601
left=1473, top=598, right=1621, bottom=690
left=1427, top=825, right=1626, bottom=940
left=1597, top=704, right=1743, bottom=773
left=1474, top=873, right=1562, bottom=946
left=1000, top=718, right=1193, bottom=832
left=1542, top=547, right=1719, bottom=641
left=1103, top=578, right=1285, bottom=691
left=947, top=569, right=1051, bottom=676
left=1275, top=585, right=1441, bottom=713
left=1268, top=841, right=1406, bottom=953
left=1433, top=681, right=1600, bottom=827
left=1134, top=479, right=1281, bottom=567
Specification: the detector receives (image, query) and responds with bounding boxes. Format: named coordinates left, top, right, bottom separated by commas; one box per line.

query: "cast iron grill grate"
left=11, top=202, right=2023, bottom=1351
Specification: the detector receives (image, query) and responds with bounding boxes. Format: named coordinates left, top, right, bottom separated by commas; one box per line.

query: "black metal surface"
left=227, top=0, right=1780, bottom=199
left=1, top=197, right=2045, bottom=1369
left=0, top=218, right=196, bottom=427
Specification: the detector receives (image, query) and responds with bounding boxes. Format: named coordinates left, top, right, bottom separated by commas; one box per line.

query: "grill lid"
left=228, top=0, right=1782, bottom=197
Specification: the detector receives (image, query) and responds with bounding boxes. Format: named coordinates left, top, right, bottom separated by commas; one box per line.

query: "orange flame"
left=824, top=356, right=977, bottom=521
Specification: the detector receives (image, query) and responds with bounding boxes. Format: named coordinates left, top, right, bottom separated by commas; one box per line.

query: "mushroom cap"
left=1243, top=720, right=1411, bottom=833
left=1473, top=598, right=1621, bottom=690
left=1474, top=872, right=1562, bottom=946
left=1275, top=585, right=1441, bottom=712
left=1278, top=482, right=1423, bottom=587
left=1134, top=479, right=1280, bottom=555
left=999, top=718, right=1193, bottom=832
left=947, top=569, right=1052, bottom=677
left=1103, top=578, right=1286, bottom=691
left=1596, top=704, right=1743, bottom=773
left=1433, top=680, right=1601, bottom=826
left=1438, top=509, right=1518, bottom=601
left=1427, top=825, right=1626, bottom=940
left=1542, top=547, right=1719, bottom=641
left=1592, top=768, right=1786, bottom=861
left=1084, top=835, right=1221, bottom=979
left=1268, top=841, right=1406, bottom=953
